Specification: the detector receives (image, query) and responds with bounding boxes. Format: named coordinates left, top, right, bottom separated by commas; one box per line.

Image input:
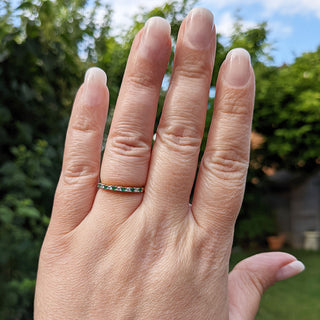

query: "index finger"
left=51, top=68, right=109, bottom=234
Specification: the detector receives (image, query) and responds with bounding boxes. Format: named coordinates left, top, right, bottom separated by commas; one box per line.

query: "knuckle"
left=175, top=57, right=212, bottom=82
left=126, top=70, right=157, bottom=90
left=71, top=104, right=101, bottom=133
left=202, top=147, right=249, bottom=185
left=218, top=89, right=253, bottom=118
left=236, top=268, right=265, bottom=297
left=62, top=158, right=99, bottom=184
left=157, top=122, right=202, bottom=156
left=71, top=117, right=96, bottom=134
left=108, top=129, right=150, bottom=159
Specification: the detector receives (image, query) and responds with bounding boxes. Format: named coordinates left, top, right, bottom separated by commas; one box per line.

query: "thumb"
left=228, top=252, right=305, bottom=320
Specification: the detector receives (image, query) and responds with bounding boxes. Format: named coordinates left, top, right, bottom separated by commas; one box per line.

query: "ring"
left=97, top=183, right=145, bottom=193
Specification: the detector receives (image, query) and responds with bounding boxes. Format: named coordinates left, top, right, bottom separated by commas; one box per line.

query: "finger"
left=192, top=48, right=255, bottom=234
left=51, top=68, right=109, bottom=234
left=228, top=252, right=305, bottom=320
left=144, top=8, right=215, bottom=220
left=95, top=17, right=171, bottom=217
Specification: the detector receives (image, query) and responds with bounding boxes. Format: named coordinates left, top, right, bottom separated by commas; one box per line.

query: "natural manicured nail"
left=224, top=48, right=251, bottom=87
left=140, top=17, right=171, bottom=57
left=84, top=67, right=107, bottom=86
left=184, top=7, right=214, bottom=49
left=83, top=67, right=107, bottom=104
left=275, top=260, right=305, bottom=281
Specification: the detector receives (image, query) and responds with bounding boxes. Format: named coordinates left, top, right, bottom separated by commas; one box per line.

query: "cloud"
left=201, top=0, right=320, bottom=18
left=261, top=0, right=320, bottom=18
left=110, top=0, right=166, bottom=30
left=215, top=12, right=235, bottom=37
left=98, top=0, right=314, bottom=42
left=215, top=12, right=293, bottom=53
left=268, top=20, right=293, bottom=38
left=216, top=12, right=257, bottom=37
left=103, top=0, right=320, bottom=35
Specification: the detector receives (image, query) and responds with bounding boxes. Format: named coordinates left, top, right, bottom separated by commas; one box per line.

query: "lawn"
left=230, top=249, right=320, bottom=320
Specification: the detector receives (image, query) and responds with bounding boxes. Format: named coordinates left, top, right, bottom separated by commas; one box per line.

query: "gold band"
left=98, top=183, right=144, bottom=193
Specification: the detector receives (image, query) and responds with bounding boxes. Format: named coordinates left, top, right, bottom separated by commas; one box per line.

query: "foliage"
left=234, top=184, right=277, bottom=248
left=229, top=20, right=271, bottom=65
left=0, top=140, right=52, bottom=319
left=0, top=0, right=113, bottom=318
left=253, top=48, right=320, bottom=174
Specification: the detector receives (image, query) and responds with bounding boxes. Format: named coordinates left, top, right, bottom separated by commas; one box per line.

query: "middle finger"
left=144, top=8, right=216, bottom=221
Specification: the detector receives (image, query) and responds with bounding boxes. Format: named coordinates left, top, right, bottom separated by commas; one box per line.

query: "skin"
left=34, top=8, right=304, bottom=320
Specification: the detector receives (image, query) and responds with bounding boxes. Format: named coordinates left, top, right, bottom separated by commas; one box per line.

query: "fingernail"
left=184, top=7, right=214, bottom=49
left=84, top=67, right=107, bottom=86
left=83, top=67, right=107, bottom=104
left=224, top=48, right=251, bottom=87
left=140, top=17, right=171, bottom=57
left=276, top=260, right=305, bottom=281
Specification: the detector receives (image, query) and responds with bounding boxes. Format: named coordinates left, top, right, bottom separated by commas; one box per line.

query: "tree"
left=0, top=1, right=114, bottom=318
left=253, top=48, right=320, bottom=174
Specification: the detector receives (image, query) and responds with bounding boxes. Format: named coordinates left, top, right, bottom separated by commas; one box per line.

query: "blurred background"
left=0, top=0, right=319, bottom=319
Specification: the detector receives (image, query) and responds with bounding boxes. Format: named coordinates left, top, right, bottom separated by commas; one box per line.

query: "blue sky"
left=107, top=0, right=320, bottom=66
left=200, top=0, right=320, bottom=65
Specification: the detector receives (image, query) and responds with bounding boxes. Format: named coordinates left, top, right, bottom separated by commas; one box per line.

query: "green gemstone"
left=131, top=187, right=135, bottom=192
left=104, top=185, right=107, bottom=189
left=112, top=186, right=117, bottom=191
left=121, top=187, right=125, bottom=192
left=138, top=188, right=142, bottom=192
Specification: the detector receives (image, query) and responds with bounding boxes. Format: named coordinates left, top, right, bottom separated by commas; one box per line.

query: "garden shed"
left=268, top=170, right=320, bottom=249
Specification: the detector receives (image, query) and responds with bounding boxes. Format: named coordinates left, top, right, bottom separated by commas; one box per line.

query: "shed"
left=268, top=170, right=320, bottom=249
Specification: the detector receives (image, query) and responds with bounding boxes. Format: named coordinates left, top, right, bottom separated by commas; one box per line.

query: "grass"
left=230, top=249, right=320, bottom=320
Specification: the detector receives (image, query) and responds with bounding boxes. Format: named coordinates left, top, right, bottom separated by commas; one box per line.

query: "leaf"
left=16, top=1, right=35, bottom=11
left=0, top=206, right=14, bottom=224
left=16, top=205, right=40, bottom=219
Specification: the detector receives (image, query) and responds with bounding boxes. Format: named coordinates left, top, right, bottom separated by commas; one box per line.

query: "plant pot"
left=267, top=233, right=286, bottom=250
left=304, top=231, right=320, bottom=251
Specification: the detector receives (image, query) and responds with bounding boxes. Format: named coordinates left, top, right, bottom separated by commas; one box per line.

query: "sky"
left=105, top=0, right=320, bottom=66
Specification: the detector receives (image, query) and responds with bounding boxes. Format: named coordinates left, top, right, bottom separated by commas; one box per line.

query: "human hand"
left=34, top=8, right=305, bottom=319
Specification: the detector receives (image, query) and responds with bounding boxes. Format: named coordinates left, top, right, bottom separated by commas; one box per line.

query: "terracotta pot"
left=267, top=233, right=286, bottom=250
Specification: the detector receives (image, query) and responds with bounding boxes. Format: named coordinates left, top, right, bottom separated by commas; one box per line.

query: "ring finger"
left=93, top=17, right=171, bottom=219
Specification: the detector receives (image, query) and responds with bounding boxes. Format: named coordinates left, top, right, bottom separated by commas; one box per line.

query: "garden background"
left=0, top=0, right=319, bottom=319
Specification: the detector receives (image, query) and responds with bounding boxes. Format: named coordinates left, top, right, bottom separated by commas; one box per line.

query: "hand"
left=34, top=8, right=304, bottom=319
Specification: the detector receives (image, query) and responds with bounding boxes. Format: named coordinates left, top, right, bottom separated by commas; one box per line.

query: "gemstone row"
left=98, top=183, right=144, bottom=193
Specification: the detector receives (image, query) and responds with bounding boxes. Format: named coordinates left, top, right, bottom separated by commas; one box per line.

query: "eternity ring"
left=97, top=183, right=145, bottom=193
